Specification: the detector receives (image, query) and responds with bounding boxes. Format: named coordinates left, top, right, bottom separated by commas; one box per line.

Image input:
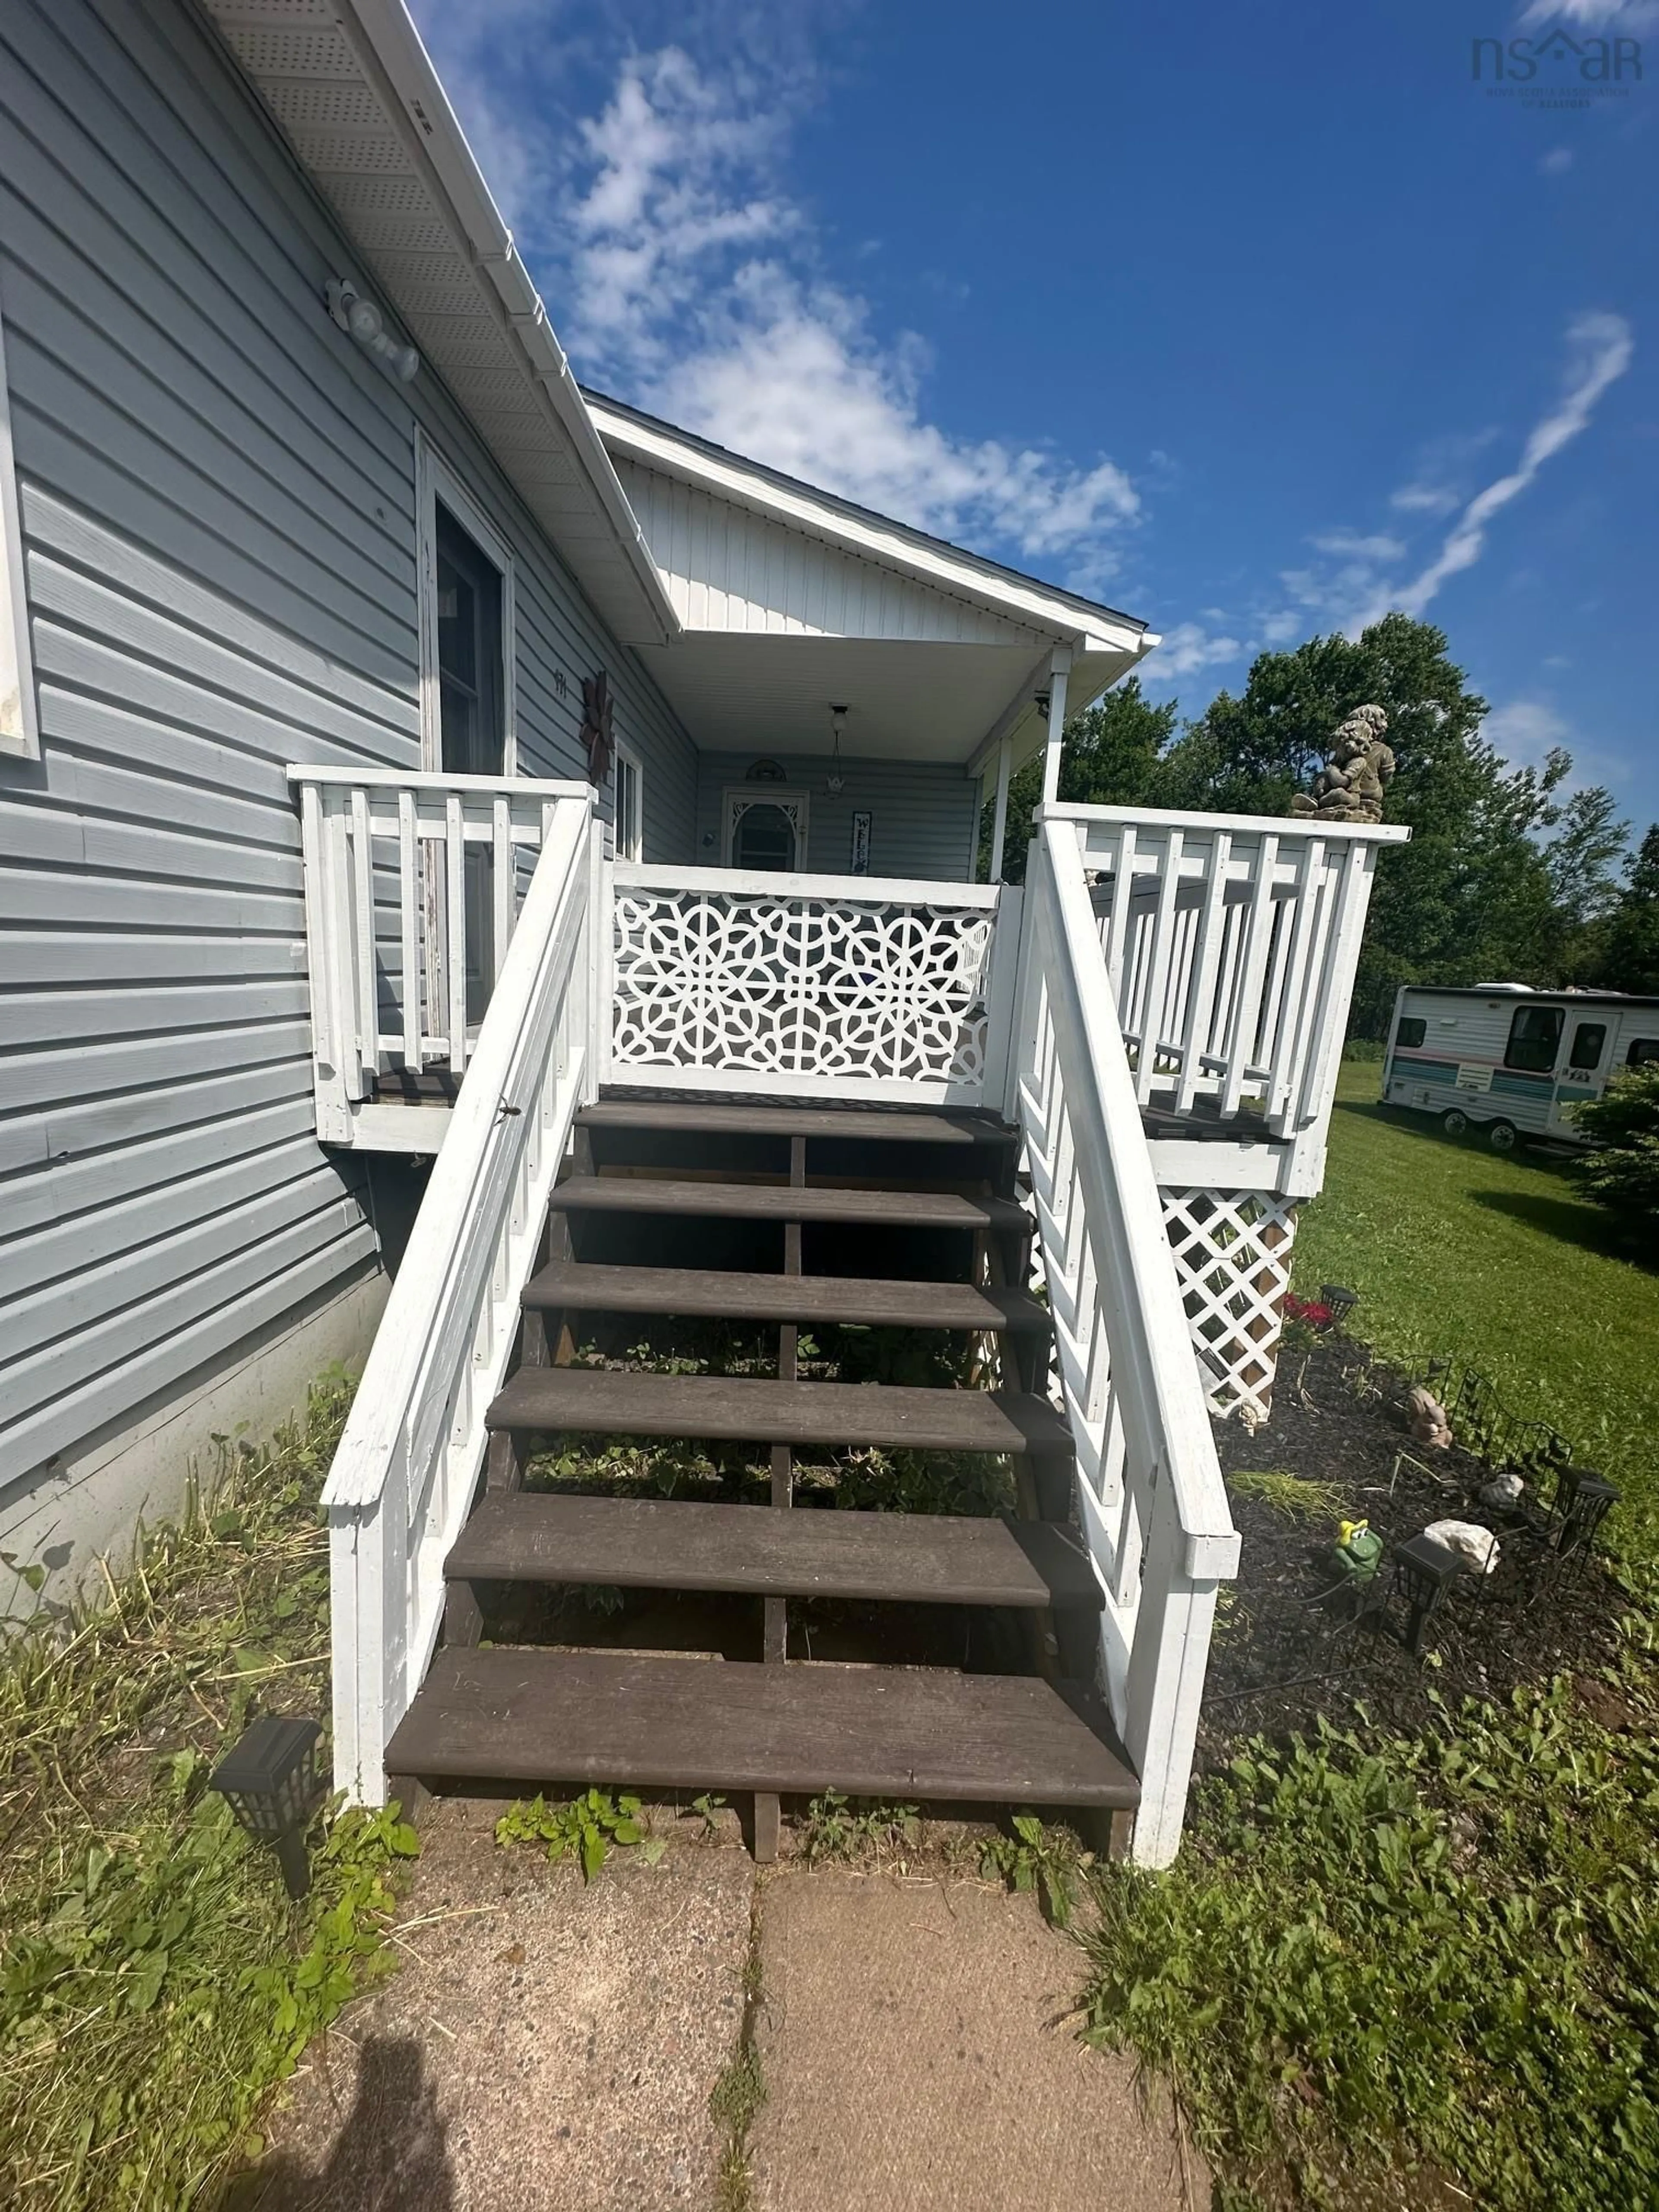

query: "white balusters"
left=288, top=768, right=593, bottom=1146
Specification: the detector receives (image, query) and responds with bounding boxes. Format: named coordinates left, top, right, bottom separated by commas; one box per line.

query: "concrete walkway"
left=236, top=1804, right=1203, bottom=2212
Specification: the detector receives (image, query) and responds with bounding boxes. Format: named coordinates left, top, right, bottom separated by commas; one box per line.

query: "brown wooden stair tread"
left=387, top=1647, right=1138, bottom=1808
left=484, top=1367, right=1072, bottom=1453
left=447, top=1492, right=1101, bottom=1609
left=550, top=1176, right=1031, bottom=1232
left=521, top=1261, right=1049, bottom=1335
left=580, top=1100, right=1017, bottom=1147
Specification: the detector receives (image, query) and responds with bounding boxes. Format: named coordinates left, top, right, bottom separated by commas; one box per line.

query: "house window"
left=1568, top=1022, right=1606, bottom=1070
left=1503, top=1004, right=1564, bottom=1073
left=416, top=435, right=516, bottom=1029
left=614, top=745, right=643, bottom=861
left=434, top=503, right=504, bottom=776
left=417, top=434, right=515, bottom=776
left=1395, top=1017, right=1427, bottom=1049
left=0, top=286, right=38, bottom=760
left=1628, top=1037, right=1659, bottom=1069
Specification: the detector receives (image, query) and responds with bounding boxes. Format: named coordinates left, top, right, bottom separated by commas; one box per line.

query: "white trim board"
left=0, top=282, right=38, bottom=760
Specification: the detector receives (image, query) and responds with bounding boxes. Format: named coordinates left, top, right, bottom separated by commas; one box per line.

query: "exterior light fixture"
left=327, top=278, right=420, bottom=383
left=1390, top=1533, right=1461, bottom=1657
left=1320, top=1284, right=1359, bottom=1327
left=209, top=1713, right=327, bottom=1898
left=1034, top=690, right=1052, bottom=720
left=826, top=704, right=849, bottom=796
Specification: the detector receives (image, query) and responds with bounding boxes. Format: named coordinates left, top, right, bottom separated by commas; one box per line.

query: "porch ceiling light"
left=327, top=278, right=420, bottom=383
left=826, top=704, right=849, bottom=796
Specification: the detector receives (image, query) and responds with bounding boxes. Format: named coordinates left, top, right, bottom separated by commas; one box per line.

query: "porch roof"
left=588, top=394, right=1156, bottom=770
left=204, top=0, right=1158, bottom=772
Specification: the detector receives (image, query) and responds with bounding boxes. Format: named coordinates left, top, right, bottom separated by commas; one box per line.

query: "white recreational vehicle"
left=1382, top=985, right=1659, bottom=1150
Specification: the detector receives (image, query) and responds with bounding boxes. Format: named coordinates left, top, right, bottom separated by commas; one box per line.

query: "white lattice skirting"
left=612, top=885, right=995, bottom=1089
left=1160, top=1189, right=1300, bottom=1422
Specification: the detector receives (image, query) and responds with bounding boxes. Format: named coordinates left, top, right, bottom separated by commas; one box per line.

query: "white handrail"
left=324, top=791, right=598, bottom=1802
left=1011, top=820, right=1239, bottom=1866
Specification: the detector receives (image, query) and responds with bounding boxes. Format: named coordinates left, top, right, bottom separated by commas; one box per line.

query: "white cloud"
left=1518, top=0, right=1658, bottom=26
left=552, top=49, right=1143, bottom=577
left=1381, top=312, right=1633, bottom=624
left=1310, top=529, right=1406, bottom=560
left=407, top=20, right=1146, bottom=585
left=1140, top=621, right=1245, bottom=686
left=1484, top=699, right=1574, bottom=768
left=1484, top=698, right=1628, bottom=788
left=1540, top=146, right=1575, bottom=175
left=1389, top=483, right=1463, bottom=516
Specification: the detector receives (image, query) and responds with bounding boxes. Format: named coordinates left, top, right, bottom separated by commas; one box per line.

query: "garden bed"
left=1200, top=1335, right=1630, bottom=1763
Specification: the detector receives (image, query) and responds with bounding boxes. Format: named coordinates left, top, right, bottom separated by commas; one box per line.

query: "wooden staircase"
left=383, top=1096, right=1140, bottom=1854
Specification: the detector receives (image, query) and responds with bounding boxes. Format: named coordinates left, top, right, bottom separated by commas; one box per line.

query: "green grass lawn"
left=1293, top=1064, right=1659, bottom=1564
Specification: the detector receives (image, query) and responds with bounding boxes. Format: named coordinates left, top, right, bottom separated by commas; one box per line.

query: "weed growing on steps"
left=0, top=1371, right=419, bottom=2212
left=978, top=1813, right=1091, bottom=1929
left=711, top=1884, right=767, bottom=2212
left=494, top=1788, right=667, bottom=1879
left=1225, top=1468, right=1349, bottom=1526
left=1076, top=1611, right=1659, bottom=2211
left=799, top=1790, right=922, bottom=1867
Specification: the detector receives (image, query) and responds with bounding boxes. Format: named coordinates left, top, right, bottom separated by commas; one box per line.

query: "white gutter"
left=342, top=0, right=679, bottom=645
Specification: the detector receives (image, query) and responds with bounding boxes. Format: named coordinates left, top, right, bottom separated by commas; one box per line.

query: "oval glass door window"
left=735, top=801, right=796, bottom=871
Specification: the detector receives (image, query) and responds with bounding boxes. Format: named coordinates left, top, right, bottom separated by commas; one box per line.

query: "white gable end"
left=615, top=458, right=1046, bottom=647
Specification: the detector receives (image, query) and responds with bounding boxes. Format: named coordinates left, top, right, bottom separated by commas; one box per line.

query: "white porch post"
left=987, top=735, right=1013, bottom=882
left=1039, top=647, right=1072, bottom=806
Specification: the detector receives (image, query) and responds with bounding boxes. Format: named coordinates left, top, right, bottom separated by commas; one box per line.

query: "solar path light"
left=209, top=1714, right=326, bottom=1899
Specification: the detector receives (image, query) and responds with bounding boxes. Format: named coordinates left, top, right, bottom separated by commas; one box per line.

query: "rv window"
left=1568, top=1023, right=1606, bottom=1070
left=1503, top=1004, right=1563, bottom=1073
left=1628, top=1037, right=1659, bottom=1069
left=1395, top=1017, right=1427, bottom=1049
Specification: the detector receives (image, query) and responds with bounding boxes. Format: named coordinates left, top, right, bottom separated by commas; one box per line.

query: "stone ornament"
left=1407, top=1384, right=1452, bottom=1449
left=1289, top=702, right=1395, bottom=824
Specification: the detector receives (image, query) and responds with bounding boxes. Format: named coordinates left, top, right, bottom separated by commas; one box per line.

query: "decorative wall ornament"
left=580, top=670, right=614, bottom=786
left=850, top=810, right=872, bottom=875
left=612, top=884, right=995, bottom=1087
left=1289, top=703, right=1395, bottom=824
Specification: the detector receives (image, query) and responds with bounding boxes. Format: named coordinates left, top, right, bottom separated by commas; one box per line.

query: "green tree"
left=979, top=676, right=1176, bottom=884
left=1152, top=614, right=1579, bottom=1033
left=1589, top=823, right=1659, bottom=995
left=1570, top=1062, right=1659, bottom=1249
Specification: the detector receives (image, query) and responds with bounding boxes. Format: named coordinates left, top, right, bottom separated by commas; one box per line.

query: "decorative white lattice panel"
left=1160, top=1188, right=1300, bottom=1422
left=612, top=884, right=996, bottom=1091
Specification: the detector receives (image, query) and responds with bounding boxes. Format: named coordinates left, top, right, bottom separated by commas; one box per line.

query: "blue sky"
left=411, top=0, right=1657, bottom=833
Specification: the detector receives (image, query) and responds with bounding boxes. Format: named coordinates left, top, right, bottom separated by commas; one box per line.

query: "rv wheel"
left=1487, top=1120, right=1518, bottom=1153
left=1442, top=1108, right=1469, bottom=1137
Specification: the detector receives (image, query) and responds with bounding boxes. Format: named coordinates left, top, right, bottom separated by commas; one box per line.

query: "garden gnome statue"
left=1289, top=704, right=1395, bottom=824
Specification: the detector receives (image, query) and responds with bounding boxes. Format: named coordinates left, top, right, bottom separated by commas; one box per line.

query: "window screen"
left=1568, top=1023, right=1606, bottom=1070
left=1504, top=1004, right=1564, bottom=1072
left=615, top=749, right=643, bottom=862
left=1395, top=1017, right=1427, bottom=1049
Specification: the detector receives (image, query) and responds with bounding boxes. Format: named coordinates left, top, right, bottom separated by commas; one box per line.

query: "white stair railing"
left=1011, top=819, right=1240, bottom=1866
left=1052, top=805, right=1407, bottom=1195
left=323, top=791, right=599, bottom=1802
left=289, top=767, right=593, bottom=1142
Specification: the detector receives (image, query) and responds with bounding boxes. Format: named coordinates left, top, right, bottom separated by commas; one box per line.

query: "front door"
left=1550, top=1013, right=1609, bottom=1135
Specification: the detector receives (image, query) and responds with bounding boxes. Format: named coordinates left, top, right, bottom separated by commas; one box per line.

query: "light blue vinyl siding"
left=0, top=0, right=696, bottom=1493
left=693, top=752, right=980, bottom=882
